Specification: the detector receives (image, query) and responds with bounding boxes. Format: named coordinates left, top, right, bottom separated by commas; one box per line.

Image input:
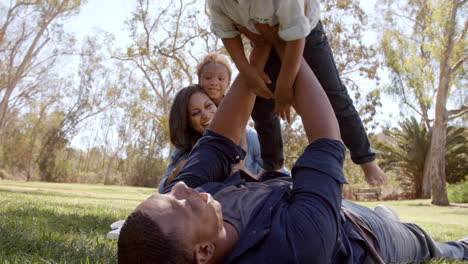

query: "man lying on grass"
left=117, top=35, right=468, bottom=264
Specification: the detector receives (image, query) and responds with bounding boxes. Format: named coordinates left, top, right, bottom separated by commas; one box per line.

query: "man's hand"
left=234, top=24, right=273, bottom=99
left=241, top=65, right=273, bottom=99
left=275, top=76, right=294, bottom=123
left=254, top=23, right=301, bottom=124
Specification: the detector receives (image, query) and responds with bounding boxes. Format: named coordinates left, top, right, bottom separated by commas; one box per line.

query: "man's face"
left=137, top=181, right=224, bottom=244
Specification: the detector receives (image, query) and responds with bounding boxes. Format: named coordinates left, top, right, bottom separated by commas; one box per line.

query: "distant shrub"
left=0, top=169, right=13, bottom=180
left=447, top=181, right=468, bottom=203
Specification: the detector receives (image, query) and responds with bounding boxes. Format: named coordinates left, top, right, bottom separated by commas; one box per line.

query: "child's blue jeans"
left=253, top=21, right=375, bottom=170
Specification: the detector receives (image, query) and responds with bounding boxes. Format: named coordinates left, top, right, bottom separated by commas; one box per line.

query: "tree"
left=0, top=0, right=84, bottom=131
left=115, top=0, right=218, bottom=118
left=37, top=35, right=119, bottom=182
left=376, top=117, right=466, bottom=198
left=377, top=0, right=467, bottom=204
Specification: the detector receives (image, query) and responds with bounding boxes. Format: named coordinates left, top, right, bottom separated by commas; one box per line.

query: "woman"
left=158, top=85, right=264, bottom=193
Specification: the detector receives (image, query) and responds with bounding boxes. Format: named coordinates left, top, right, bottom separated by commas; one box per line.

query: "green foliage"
left=376, top=117, right=429, bottom=197
left=0, top=169, right=13, bottom=180
left=321, top=0, right=383, bottom=130
left=447, top=181, right=468, bottom=203
left=375, top=117, right=467, bottom=198
left=376, top=0, right=466, bottom=122
left=123, top=156, right=167, bottom=188
left=445, top=127, right=468, bottom=183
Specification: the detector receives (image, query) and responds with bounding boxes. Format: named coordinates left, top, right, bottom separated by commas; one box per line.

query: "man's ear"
left=193, top=242, right=215, bottom=264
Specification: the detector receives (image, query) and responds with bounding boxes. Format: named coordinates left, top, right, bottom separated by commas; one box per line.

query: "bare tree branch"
left=447, top=106, right=467, bottom=121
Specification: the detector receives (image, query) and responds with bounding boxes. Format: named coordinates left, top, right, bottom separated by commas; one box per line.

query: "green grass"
left=0, top=181, right=154, bottom=264
left=0, top=181, right=467, bottom=263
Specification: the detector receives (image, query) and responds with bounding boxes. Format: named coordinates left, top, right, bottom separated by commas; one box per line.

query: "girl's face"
left=188, top=92, right=217, bottom=134
left=199, top=62, right=230, bottom=105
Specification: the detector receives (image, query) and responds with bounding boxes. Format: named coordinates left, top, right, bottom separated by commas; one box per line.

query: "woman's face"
left=199, top=62, right=230, bottom=105
left=188, top=92, right=217, bottom=134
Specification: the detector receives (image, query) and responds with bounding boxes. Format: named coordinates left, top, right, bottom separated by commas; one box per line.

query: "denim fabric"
left=158, top=148, right=188, bottom=194
left=258, top=21, right=376, bottom=165
left=250, top=98, right=284, bottom=170
left=245, top=128, right=263, bottom=175
left=342, top=200, right=467, bottom=263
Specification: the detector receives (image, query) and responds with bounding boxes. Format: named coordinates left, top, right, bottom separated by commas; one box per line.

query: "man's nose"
left=173, top=181, right=192, bottom=196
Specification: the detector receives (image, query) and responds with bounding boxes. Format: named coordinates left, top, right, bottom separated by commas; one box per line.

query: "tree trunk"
left=104, top=156, right=115, bottom=185
left=0, top=86, right=14, bottom=130
left=421, top=129, right=433, bottom=198
left=78, top=150, right=82, bottom=173
left=429, top=119, right=449, bottom=205
left=427, top=0, right=459, bottom=206
left=429, top=71, right=450, bottom=205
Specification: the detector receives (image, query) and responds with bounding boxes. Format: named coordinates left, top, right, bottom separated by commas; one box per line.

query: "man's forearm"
left=277, top=39, right=305, bottom=86
left=249, top=43, right=272, bottom=71
left=209, top=76, right=256, bottom=145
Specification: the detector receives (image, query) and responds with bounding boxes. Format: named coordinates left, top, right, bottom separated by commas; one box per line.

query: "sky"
left=66, top=0, right=134, bottom=47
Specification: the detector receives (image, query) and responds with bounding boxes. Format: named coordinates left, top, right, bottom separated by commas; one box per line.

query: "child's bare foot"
left=361, top=161, right=388, bottom=186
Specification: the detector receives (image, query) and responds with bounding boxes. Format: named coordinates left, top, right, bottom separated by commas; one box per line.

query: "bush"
left=447, top=181, right=468, bottom=203
left=0, top=169, right=13, bottom=180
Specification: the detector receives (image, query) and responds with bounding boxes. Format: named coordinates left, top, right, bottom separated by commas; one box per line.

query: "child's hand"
left=242, top=64, right=273, bottom=99
left=275, top=77, right=294, bottom=123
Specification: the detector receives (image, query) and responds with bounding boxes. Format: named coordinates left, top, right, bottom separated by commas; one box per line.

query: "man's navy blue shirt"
left=163, top=129, right=365, bottom=263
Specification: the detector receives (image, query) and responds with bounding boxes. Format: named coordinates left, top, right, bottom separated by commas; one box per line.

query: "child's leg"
left=300, top=22, right=387, bottom=185
left=251, top=96, right=284, bottom=171
left=300, top=21, right=386, bottom=185
left=302, top=21, right=374, bottom=164
left=250, top=48, right=284, bottom=171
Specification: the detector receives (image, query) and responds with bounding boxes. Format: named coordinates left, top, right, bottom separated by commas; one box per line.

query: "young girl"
left=196, top=53, right=232, bottom=106
left=207, top=0, right=387, bottom=185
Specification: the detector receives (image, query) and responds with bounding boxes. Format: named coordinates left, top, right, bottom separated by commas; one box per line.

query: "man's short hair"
left=118, top=211, right=193, bottom=264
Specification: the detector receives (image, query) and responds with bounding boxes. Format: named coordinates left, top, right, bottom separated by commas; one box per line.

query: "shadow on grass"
left=0, top=206, right=119, bottom=263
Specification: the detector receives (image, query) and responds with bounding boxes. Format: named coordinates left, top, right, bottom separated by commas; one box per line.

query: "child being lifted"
left=207, top=0, right=387, bottom=185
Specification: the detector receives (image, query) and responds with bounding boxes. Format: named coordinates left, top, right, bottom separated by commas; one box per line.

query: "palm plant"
left=445, top=126, right=467, bottom=183
left=376, top=117, right=429, bottom=197
left=375, top=117, right=466, bottom=198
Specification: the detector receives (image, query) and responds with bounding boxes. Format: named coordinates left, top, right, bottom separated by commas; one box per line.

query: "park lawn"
left=0, top=181, right=467, bottom=264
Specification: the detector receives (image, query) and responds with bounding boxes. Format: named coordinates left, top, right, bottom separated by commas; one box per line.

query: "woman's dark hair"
left=169, top=85, right=209, bottom=155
